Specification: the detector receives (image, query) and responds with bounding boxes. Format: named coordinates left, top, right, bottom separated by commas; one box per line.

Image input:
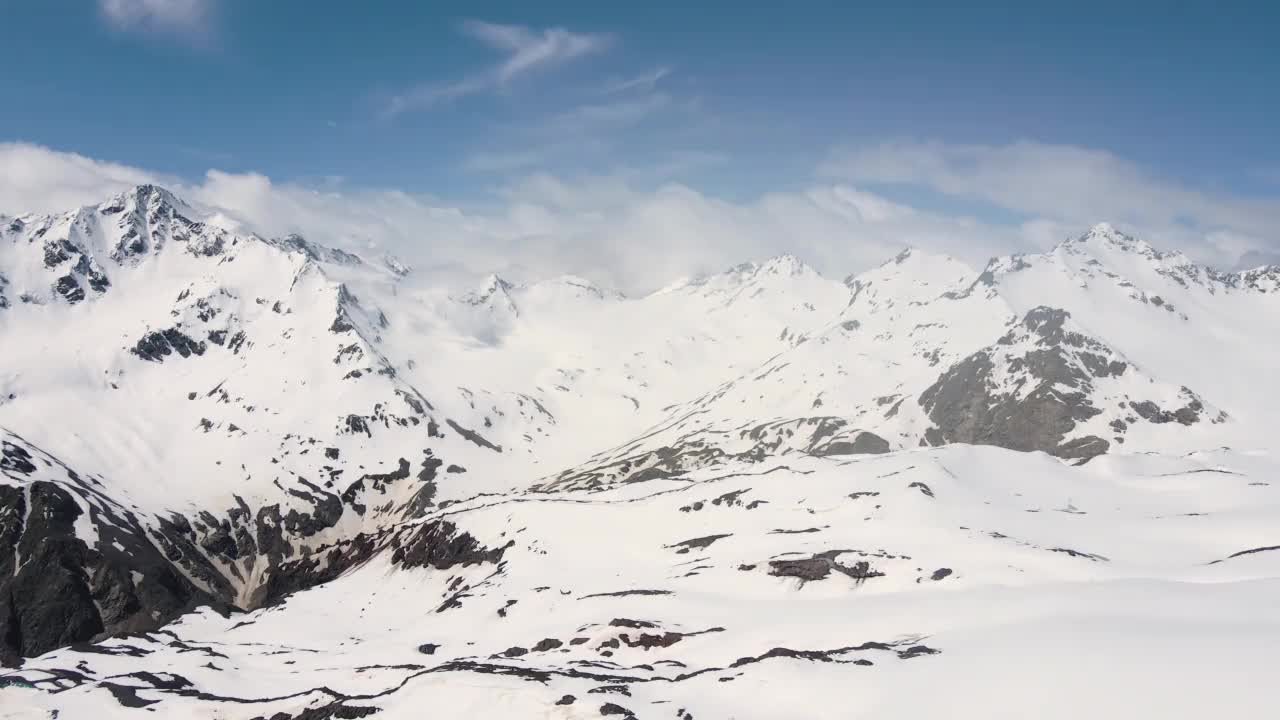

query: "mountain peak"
left=481, top=273, right=514, bottom=293
left=100, top=183, right=190, bottom=217
left=723, top=253, right=817, bottom=281
left=849, top=246, right=971, bottom=285
left=1062, top=222, right=1159, bottom=257
left=1087, top=221, right=1120, bottom=237
left=759, top=253, right=813, bottom=276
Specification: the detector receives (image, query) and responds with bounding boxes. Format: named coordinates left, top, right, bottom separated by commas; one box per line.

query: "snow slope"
left=2, top=188, right=1278, bottom=718
left=5, top=445, right=1280, bottom=719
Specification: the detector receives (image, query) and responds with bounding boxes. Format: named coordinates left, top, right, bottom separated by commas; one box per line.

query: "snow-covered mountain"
left=2, top=188, right=1278, bottom=719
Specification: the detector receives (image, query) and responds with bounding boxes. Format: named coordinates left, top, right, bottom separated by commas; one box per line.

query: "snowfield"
left=2, top=187, right=1278, bottom=718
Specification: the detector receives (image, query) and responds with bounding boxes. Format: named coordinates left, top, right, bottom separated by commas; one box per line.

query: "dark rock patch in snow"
left=768, top=551, right=884, bottom=585
left=666, top=533, right=732, bottom=554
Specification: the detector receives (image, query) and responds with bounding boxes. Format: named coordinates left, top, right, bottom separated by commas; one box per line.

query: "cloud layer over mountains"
left=1, top=141, right=1275, bottom=296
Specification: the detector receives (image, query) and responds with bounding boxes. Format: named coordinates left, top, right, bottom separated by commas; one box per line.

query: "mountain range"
left=1, top=186, right=1278, bottom=719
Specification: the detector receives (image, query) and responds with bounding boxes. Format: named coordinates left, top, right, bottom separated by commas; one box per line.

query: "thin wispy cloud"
left=462, top=89, right=702, bottom=177
left=601, top=66, right=671, bottom=95
left=821, top=140, right=1280, bottom=243
left=98, top=0, right=213, bottom=35
left=546, top=92, right=673, bottom=134
left=462, top=21, right=609, bottom=84
left=386, top=20, right=611, bottom=117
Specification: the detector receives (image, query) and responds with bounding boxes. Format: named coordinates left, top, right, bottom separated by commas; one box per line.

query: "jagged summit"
left=463, top=272, right=517, bottom=308
left=106, top=182, right=189, bottom=211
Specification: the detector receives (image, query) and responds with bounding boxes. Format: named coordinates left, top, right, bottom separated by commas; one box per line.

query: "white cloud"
left=822, top=140, right=1280, bottom=263
left=0, top=142, right=165, bottom=213
left=3, top=142, right=1274, bottom=297
left=386, top=21, right=610, bottom=116
left=99, top=0, right=212, bottom=35
left=461, top=21, right=609, bottom=84
left=0, top=142, right=1029, bottom=294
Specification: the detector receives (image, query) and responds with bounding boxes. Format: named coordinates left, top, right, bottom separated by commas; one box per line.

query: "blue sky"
left=4, top=0, right=1277, bottom=194
left=1, top=0, right=1277, bottom=290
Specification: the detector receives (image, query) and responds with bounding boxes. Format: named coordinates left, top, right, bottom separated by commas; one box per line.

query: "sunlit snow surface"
left=3, top=190, right=1279, bottom=718
left=5, top=446, right=1280, bottom=718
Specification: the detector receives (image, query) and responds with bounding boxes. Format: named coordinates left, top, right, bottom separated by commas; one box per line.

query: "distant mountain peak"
left=759, top=252, right=814, bottom=276
left=1062, top=222, right=1160, bottom=257
left=846, top=246, right=975, bottom=295
left=480, top=272, right=514, bottom=294
left=460, top=273, right=519, bottom=314
left=722, top=253, right=818, bottom=282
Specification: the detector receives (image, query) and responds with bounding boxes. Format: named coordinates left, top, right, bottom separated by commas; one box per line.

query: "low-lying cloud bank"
left=1, top=141, right=1274, bottom=295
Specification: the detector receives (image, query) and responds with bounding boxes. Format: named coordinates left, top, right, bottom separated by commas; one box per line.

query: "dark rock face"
left=667, top=533, right=732, bottom=554
left=918, top=306, right=1204, bottom=460
left=40, top=239, right=111, bottom=303
left=768, top=551, right=884, bottom=585
left=55, top=274, right=85, bottom=303
left=814, top=431, right=890, bottom=456
left=388, top=520, right=509, bottom=572
left=3, top=432, right=505, bottom=663
left=920, top=347, right=1102, bottom=458
left=329, top=285, right=358, bottom=334
left=0, top=457, right=219, bottom=666
left=1130, top=392, right=1204, bottom=425
left=445, top=420, right=502, bottom=453
left=235, top=517, right=507, bottom=611
left=132, top=327, right=208, bottom=362
left=251, top=703, right=381, bottom=720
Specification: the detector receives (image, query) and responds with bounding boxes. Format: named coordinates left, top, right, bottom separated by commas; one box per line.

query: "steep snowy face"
left=0, top=188, right=522, bottom=634
left=1, top=188, right=439, bottom=511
